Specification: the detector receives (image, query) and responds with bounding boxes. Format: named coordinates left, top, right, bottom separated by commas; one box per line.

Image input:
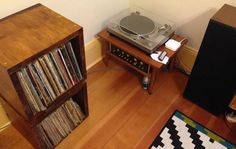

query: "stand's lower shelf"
left=98, top=30, right=187, bottom=94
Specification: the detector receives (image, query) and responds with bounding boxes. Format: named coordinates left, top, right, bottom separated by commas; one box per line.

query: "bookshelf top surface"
left=0, top=3, right=82, bottom=72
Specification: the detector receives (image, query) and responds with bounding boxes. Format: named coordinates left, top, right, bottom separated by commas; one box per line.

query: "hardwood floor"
left=0, top=61, right=235, bottom=149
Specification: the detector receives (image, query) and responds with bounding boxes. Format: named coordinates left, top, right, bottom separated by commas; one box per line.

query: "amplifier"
left=110, top=44, right=149, bottom=73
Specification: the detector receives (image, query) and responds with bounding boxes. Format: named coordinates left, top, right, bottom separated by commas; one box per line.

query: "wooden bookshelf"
left=0, top=4, right=88, bottom=149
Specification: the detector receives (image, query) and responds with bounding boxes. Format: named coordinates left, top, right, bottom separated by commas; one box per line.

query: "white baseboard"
left=0, top=103, right=10, bottom=130
left=85, top=38, right=103, bottom=70
left=0, top=121, right=10, bottom=132
left=176, top=45, right=198, bottom=74
left=84, top=38, right=199, bottom=75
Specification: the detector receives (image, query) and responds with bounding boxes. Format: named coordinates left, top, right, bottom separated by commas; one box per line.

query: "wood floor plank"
left=58, top=63, right=142, bottom=148
left=103, top=70, right=187, bottom=148
left=0, top=61, right=235, bottom=149
left=0, top=125, right=33, bottom=149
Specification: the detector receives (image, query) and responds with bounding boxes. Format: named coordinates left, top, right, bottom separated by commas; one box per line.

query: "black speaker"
left=184, top=4, right=236, bottom=115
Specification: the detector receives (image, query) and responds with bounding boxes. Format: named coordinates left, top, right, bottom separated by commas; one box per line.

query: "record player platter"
left=120, top=14, right=155, bottom=35
left=107, top=9, right=175, bottom=53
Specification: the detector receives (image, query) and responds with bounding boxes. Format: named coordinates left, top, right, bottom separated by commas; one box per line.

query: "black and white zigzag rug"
left=150, top=110, right=236, bottom=149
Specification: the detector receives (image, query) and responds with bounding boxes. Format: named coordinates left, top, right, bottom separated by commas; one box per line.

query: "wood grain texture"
left=0, top=4, right=88, bottom=148
left=0, top=3, right=86, bottom=120
left=0, top=3, right=81, bottom=73
left=0, top=61, right=235, bottom=149
left=98, top=31, right=187, bottom=69
left=98, top=30, right=188, bottom=95
left=0, top=66, right=27, bottom=118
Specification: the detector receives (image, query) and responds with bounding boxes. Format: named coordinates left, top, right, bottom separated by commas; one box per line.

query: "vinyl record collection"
left=16, top=42, right=83, bottom=114
left=0, top=4, right=89, bottom=149
left=37, top=98, right=85, bottom=148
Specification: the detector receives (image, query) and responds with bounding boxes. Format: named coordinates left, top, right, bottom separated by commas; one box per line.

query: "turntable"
left=107, top=7, right=175, bottom=53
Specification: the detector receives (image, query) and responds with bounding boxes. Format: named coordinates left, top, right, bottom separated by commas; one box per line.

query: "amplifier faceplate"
left=110, top=44, right=149, bottom=73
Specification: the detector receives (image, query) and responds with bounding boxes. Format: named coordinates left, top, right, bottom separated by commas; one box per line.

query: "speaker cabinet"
left=184, top=4, right=236, bottom=115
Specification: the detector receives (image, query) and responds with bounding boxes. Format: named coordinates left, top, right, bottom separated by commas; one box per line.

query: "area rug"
left=150, top=110, right=236, bottom=149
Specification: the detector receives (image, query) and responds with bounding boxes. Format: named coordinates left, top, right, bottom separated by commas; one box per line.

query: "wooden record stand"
left=98, top=30, right=187, bottom=94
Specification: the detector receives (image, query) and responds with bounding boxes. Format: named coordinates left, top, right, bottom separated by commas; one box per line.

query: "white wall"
left=130, top=0, right=236, bottom=50
left=0, top=0, right=129, bottom=43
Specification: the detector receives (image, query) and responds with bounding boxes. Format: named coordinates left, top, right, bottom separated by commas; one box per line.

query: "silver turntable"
left=107, top=7, right=175, bottom=53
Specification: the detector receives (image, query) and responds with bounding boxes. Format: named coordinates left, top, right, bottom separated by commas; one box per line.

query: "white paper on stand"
left=150, top=51, right=169, bottom=64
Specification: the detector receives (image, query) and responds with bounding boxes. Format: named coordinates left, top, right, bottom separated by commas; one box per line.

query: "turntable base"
left=98, top=30, right=187, bottom=94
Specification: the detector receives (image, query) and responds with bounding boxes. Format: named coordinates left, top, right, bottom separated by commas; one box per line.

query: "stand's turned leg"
left=101, top=39, right=110, bottom=66
left=169, top=54, right=176, bottom=72
left=148, top=68, right=158, bottom=94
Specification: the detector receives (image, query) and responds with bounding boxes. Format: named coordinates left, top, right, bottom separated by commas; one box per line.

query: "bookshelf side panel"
left=70, top=29, right=87, bottom=80
left=0, top=96, right=46, bottom=149
left=0, top=66, right=27, bottom=118
left=72, top=83, right=89, bottom=117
